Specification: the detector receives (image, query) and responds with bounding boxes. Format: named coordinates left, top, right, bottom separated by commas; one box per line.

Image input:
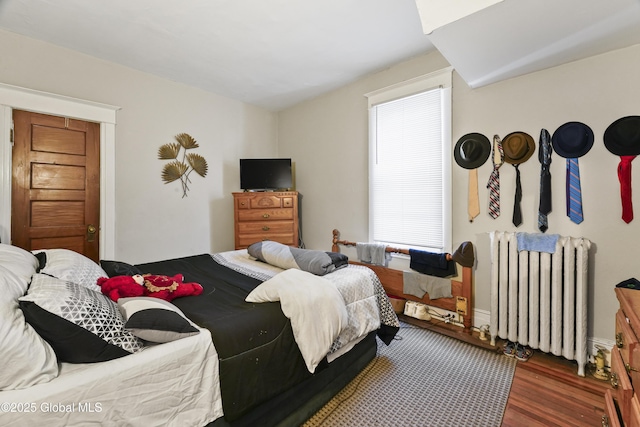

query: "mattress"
left=0, top=326, right=221, bottom=427
left=135, top=251, right=398, bottom=423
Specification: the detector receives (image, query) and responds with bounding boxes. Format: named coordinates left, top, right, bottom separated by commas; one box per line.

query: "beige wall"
left=0, top=29, right=278, bottom=263
left=279, top=44, right=640, bottom=343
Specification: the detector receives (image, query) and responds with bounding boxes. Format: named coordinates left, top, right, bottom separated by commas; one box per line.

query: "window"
left=366, top=68, right=452, bottom=253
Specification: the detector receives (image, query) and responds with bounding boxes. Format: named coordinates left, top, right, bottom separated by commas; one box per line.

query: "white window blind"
left=366, top=69, right=452, bottom=253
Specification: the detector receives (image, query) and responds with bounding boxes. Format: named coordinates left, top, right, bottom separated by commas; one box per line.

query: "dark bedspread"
left=135, top=254, right=320, bottom=422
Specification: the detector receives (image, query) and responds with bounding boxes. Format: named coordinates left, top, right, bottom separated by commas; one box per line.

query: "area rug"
left=303, top=324, right=516, bottom=427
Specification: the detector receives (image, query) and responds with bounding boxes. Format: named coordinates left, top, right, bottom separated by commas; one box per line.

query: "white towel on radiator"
left=402, top=270, right=452, bottom=300
left=356, top=242, right=390, bottom=266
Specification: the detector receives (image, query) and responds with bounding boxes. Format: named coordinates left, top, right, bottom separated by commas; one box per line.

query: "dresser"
left=233, top=191, right=299, bottom=249
left=606, top=288, right=640, bottom=426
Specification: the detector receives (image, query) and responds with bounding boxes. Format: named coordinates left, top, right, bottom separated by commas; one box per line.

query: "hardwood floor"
left=502, top=350, right=609, bottom=427
left=397, top=315, right=610, bottom=426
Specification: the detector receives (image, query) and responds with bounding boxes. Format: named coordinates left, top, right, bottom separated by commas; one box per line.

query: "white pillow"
left=0, top=243, right=39, bottom=290
left=33, top=248, right=107, bottom=292
left=0, top=264, right=58, bottom=390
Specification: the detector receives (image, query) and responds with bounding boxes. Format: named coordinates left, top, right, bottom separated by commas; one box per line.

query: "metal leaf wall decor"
left=158, top=133, right=208, bottom=198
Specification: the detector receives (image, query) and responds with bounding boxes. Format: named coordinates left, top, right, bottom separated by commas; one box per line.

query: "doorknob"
left=87, top=224, right=97, bottom=242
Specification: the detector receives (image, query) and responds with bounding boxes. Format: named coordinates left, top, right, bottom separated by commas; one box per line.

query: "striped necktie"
left=487, top=135, right=504, bottom=219
left=566, top=158, right=583, bottom=224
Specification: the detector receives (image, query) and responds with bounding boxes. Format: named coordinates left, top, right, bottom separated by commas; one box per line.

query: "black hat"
left=502, top=132, right=535, bottom=164
left=452, top=241, right=474, bottom=267
left=552, top=122, right=594, bottom=158
left=454, top=133, right=491, bottom=170
left=604, top=116, right=640, bottom=156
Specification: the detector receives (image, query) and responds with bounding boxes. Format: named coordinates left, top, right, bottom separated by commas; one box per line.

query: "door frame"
left=0, top=82, right=119, bottom=259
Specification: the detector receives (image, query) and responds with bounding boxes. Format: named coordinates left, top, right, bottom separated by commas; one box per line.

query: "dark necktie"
left=538, top=129, right=552, bottom=232
left=512, top=164, right=522, bottom=227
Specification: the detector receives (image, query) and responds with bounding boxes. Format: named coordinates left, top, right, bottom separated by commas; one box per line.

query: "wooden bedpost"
left=332, top=229, right=340, bottom=252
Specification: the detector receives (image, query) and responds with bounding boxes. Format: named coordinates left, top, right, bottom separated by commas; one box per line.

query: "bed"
left=0, top=241, right=399, bottom=427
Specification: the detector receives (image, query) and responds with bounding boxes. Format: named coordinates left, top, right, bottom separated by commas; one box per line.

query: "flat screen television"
left=240, top=158, right=293, bottom=191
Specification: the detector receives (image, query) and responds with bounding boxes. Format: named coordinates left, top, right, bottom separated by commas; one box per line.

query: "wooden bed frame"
left=331, top=229, right=474, bottom=332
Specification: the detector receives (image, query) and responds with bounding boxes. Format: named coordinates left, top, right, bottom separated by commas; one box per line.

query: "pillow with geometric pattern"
left=32, top=249, right=107, bottom=292
left=118, top=297, right=199, bottom=343
left=19, top=273, right=144, bottom=363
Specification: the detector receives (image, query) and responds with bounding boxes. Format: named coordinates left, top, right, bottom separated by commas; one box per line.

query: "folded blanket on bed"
left=248, top=241, right=348, bottom=276
left=245, top=268, right=348, bottom=373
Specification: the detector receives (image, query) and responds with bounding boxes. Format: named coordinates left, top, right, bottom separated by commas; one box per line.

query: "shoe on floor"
left=503, top=341, right=516, bottom=358
left=515, top=344, right=533, bottom=362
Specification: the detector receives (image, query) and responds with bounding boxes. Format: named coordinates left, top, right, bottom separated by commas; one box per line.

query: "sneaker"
left=503, top=341, right=516, bottom=358
left=514, top=344, right=533, bottom=362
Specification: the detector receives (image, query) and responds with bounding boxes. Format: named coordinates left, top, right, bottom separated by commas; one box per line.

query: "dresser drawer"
left=237, top=208, right=294, bottom=222
left=631, top=393, right=640, bottom=427
left=237, top=221, right=295, bottom=235
left=615, top=309, right=640, bottom=386
left=611, top=346, right=633, bottom=423
left=236, top=233, right=296, bottom=248
left=604, top=390, right=623, bottom=427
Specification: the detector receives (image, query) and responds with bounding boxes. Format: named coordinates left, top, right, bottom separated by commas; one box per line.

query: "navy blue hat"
left=552, top=122, right=593, bottom=158
left=616, top=277, right=640, bottom=290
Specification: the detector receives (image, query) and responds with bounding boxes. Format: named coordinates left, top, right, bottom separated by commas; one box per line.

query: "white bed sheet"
left=0, top=326, right=222, bottom=427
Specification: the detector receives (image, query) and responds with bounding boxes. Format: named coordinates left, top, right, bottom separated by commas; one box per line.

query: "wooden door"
left=11, top=110, right=100, bottom=262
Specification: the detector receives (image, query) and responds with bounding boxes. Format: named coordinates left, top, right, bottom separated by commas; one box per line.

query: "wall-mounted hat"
left=552, top=122, right=594, bottom=158
left=604, top=116, right=640, bottom=155
left=502, top=132, right=535, bottom=164
left=454, top=133, right=491, bottom=169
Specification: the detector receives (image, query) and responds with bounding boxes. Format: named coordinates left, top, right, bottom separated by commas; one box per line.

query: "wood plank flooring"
left=502, top=350, right=609, bottom=427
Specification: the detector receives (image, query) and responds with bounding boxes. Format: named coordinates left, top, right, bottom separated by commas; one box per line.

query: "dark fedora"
left=502, top=132, right=535, bottom=164
left=454, top=133, right=491, bottom=169
left=604, top=116, right=640, bottom=156
left=552, top=122, right=594, bottom=158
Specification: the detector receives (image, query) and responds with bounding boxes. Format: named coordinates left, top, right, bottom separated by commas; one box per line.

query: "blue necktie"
left=567, top=158, right=583, bottom=224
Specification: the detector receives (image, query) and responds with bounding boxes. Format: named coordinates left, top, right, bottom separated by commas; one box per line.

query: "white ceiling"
left=0, top=0, right=639, bottom=111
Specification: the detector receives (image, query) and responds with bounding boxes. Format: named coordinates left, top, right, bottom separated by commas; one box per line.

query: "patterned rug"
left=303, top=324, right=516, bottom=427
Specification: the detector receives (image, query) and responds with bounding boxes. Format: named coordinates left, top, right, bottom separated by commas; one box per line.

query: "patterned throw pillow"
left=32, top=249, right=107, bottom=292
left=118, top=297, right=199, bottom=343
left=19, top=273, right=143, bottom=363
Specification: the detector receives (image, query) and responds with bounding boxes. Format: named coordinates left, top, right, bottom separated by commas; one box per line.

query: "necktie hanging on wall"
left=453, top=133, right=491, bottom=223
left=604, top=116, right=640, bottom=224
left=502, top=132, right=535, bottom=228
left=468, top=168, right=480, bottom=221
left=566, top=158, right=583, bottom=224
left=538, top=129, right=552, bottom=232
left=512, top=164, right=523, bottom=226
left=487, top=135, right=504, bottom=219
left=551, top=121, right=593, bottom=225
left=618, top=155, right=636, bottom=223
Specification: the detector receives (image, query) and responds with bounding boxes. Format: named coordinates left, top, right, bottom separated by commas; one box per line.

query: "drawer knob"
left=263, top=213, right=270, bottom=218
left=616, top=332, right=623, bottom=348
left=601, top=414, right=609, bottom=427
left=262, top=226, right=270, bottom=231
left=610, top=372, right=619, bottom=389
